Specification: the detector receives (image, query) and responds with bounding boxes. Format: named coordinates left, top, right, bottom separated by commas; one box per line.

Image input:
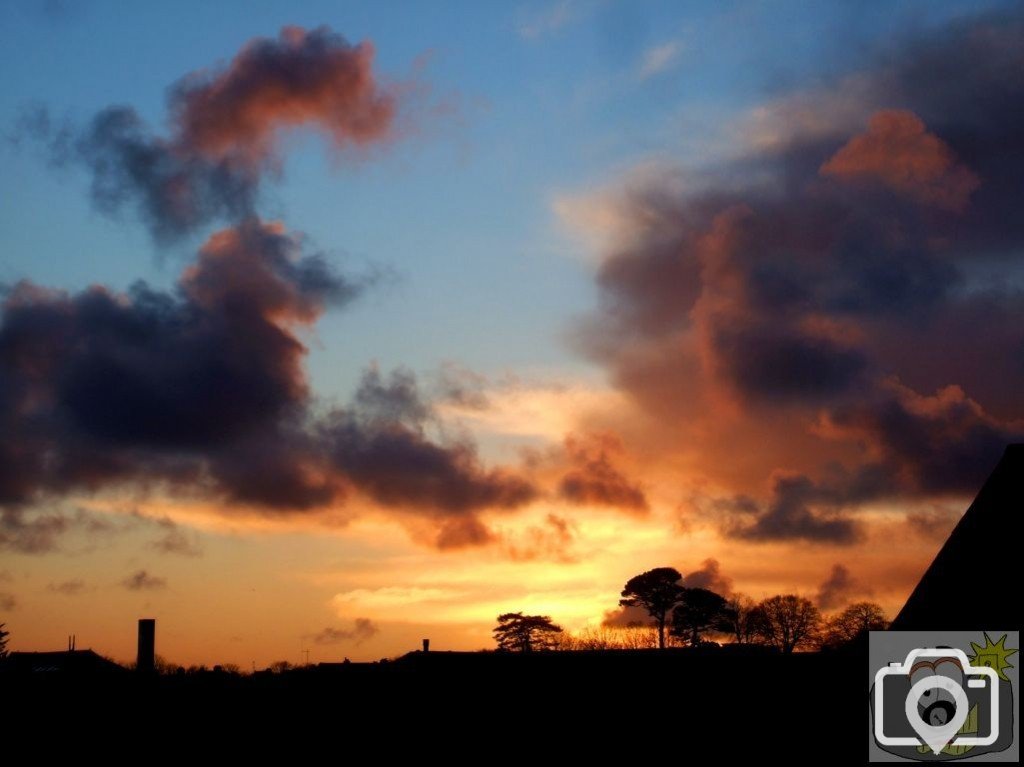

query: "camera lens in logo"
left=905, top=673, right=970, bottom=754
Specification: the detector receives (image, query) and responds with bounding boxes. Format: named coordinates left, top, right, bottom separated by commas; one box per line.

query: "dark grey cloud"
left=149, top=517, right=202, bottom=557
left=0, top=219, right=361, bottom=513
left=726, top=472, right=866, bottom=545
left=121, top=570, right=166, bottom=591
left=1, top=232, right=534, bottom=551
left=557, top=434, right=648, bottom=513
left=311, top=617, right=379, bottom=645
left=48, top=579, right=87, bottom=596
left=322, top=367, right=537, bottom=526
left=601, top=604, right=654, bottom=629
left=0, top=509, right=73, bottom=554
left=71, top=106, right=257, bottom=243
left=815, top=563, right=870, bottom=611
left=713, top=325, right=868, bottom=405
left=825, top=382, right=1024, bottom=497
left=21, top=27, right=396, bottom=243
left=682, top=558, right=733, bottom=596
left=574, top=8, right=1024, bottom=541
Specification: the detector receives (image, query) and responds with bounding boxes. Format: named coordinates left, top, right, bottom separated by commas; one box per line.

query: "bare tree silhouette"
left=820, top=602, right=888, bottom=649
left=723, top=594, right=766, bottom=645
left=756, top=595, right=822, bottom=653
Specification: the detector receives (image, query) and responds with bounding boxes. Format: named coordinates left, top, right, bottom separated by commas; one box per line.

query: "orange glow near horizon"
left=3, top=468, right=956, bottom=667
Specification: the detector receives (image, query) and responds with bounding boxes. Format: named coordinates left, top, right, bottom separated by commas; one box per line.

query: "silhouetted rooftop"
left=3, top=650, right=126, bottom=674
left=891, top=443, right=1021, bottom=630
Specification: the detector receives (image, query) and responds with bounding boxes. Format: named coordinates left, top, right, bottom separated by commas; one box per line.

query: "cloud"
left=820, top=109, right=980, bottom=211
left=905, top=508, right=959, bottom=541
left=149, top=517, right=203, bottom=557
left=48, top=579, right=87, bottom=595
left=682, top=558, right=732, bottom=596
left=601, top=603, right=653, bottom=628
left=172, top=26, right=394, bottom=167
left=517, top=0, right=580, bottom=40
left=638, top=40, right=683, bottom=80
left=4, top=25, right=543, bottom=555
left=435, top=361, right=491, bottom=411
left=437, top=372, right=626, bottom=442
left=311, top=617, right=379, bottom=645
left=502, top=513, right=577, bottom=562
left=0, top=592, right=15, bottom=611
left=0, top=219, right=359, bottom=511
left=564, top=7, right=1024, bottom=541
left=725, top=471, right=866, bottom=545
left=557, top=432, right=648, bottom=513
left=815, top=563, right=871, bottom=611
left=121, top=570, right=166, bottom=591
left=0, top=509, right=73, bottom=554
left=24, top=26, right=398, bottom=242
left=0, top=507, right=122, bottom=554
left=321, top=367, right=538, bottom=544
left=820, top=381, right=1024, bottom=497
left=332, top=586, right=467, bottom=616
left=2, top=219, right=534, bottom=551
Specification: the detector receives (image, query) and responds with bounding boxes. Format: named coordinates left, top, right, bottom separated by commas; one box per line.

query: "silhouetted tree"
left=724, top=594, right=767, bottom=645
left=494, top=612, right=563, bottom=652
left=755, top=595, right=822, bottom=653
left=0, top=623, right=8, bottom=658
left=619, top=567, right=685, bottom=649
left=153, top=654, right=178, bottom=675
left=670, top=588, right=735, bottom=646
left=820, top=602, right=888, bottom=649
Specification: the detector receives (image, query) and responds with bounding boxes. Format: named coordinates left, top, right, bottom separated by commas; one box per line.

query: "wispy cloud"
left=121, top=570, right=167, bottom=591
left=517, top=0, right=581, bottom=40
left=48, top=579, right=87, bottom=596
left=148, top=516, right=203, bottom=557
left=638, top=40, right=683, bottom=80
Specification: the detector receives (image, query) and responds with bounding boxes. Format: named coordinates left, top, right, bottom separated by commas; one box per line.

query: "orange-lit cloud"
left=557, top=433, right=648, bottom=514
left=174, top=27, right=394, bottom=168
left=820, top=109, right=980, bottom=211
left=26, top=26, right=402, bottom=241
left=552, top=11, right=1024, bottom=555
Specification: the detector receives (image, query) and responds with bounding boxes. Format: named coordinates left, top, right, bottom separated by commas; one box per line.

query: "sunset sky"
left=2, top=0, right=1021, bottom=667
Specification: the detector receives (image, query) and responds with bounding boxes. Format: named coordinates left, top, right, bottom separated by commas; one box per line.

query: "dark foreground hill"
left=6, top=644, right=867, bottom=763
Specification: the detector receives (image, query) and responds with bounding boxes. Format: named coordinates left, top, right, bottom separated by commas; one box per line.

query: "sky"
left=1, top=0, right=1021, bottom=667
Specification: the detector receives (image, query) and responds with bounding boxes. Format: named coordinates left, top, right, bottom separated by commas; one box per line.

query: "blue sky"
left=3, top=0, right=1003, bottom=401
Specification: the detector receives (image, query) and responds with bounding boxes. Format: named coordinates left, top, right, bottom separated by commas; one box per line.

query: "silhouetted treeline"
left=495, top=566, right=888, bottom=654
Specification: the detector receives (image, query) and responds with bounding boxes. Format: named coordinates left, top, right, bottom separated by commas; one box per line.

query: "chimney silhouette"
left=137, top=619, right=156, bottom=673
left=422, top=638, right=430, bottom=653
